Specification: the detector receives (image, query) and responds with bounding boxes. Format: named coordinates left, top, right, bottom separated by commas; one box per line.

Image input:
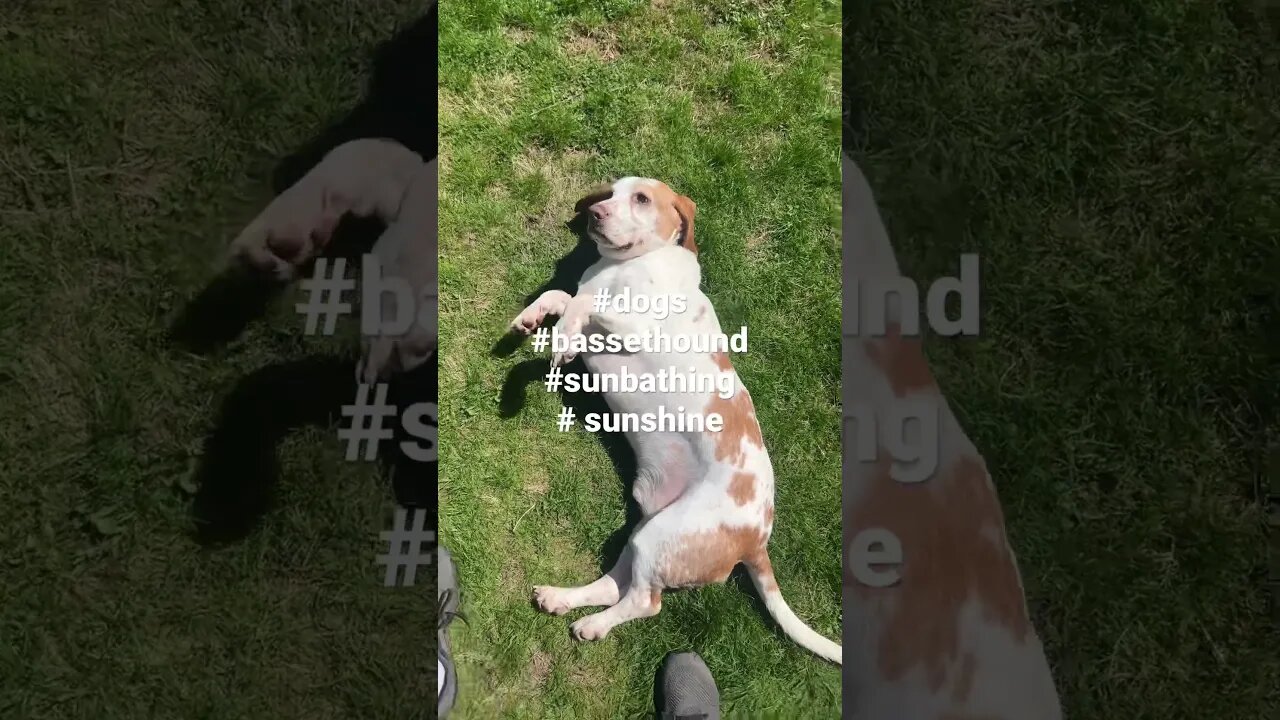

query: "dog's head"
left=574, top=177, right=697, bottom=261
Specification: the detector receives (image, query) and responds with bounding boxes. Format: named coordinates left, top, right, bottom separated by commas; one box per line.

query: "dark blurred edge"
left=188, top=5, right=438, bottom=543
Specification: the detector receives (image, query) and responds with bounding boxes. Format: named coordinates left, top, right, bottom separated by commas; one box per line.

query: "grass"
left=437, top=0, right=843, bottom=718
left=0, top=2, right=433, bottom=719
left=4, top=0, right=1274, bottom=718
left=848, top=1, right=1280, bottom=718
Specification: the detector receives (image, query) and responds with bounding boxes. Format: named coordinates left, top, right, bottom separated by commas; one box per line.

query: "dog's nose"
left=589, top=202, right=610, bottom=220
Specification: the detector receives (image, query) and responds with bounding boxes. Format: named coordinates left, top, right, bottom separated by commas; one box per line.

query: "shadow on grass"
left=488, top=193, right=609, bottom=353
left=494, top=205, right=646, bottom=578
left=168, top=215, right=389, bottom=354
left=271, top=4, right=436, bottom=195
left=170, top=7, right=438, bottom=544
left=188, top=354, right=438, bottom=545
left=499, top=354, right=642, bottom=577
left=167, top=265, right=283, bottom=354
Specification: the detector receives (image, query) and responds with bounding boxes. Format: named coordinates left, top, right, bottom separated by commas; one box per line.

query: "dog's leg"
left=229, top=138, right=424, bottom=280
left=566, top=505, right=690, bottom=641
left=631, top=465, right=670, bottom=517
left=631, top=438, right=696, bottom=516
left=550, top=292, right=594, bottom=367
left=534, top=447, right=690, bottom=619
left=568, top=569, right=661, bottom=642
left=510, top=290, right=571, bottom=335
left=532, top=544, right=634, bottom=615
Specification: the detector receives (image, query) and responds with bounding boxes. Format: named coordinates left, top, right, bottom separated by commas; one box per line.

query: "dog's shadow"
left=499, top=353, right=642, bottom=573
left=493, top=209, right=647, bottom=577
left=170, top=7, right=437, bottom=545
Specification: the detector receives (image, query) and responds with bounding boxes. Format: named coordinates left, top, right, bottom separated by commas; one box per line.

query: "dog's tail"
left=745, top=554, right=842, bottom=665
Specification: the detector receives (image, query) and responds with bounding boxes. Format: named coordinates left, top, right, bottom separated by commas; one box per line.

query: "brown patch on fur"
left=710, top=351, right=733, bottom=372
left=650, top=588, right=662, bottom=609
left=672, top=194, right=697, bottom=254
left=728, top=471, right=756, bottom=505
left=650, top=184, right=680, bottom=237
left=849, top=451, right=1031, bottom=691
left=704, top=387, right=764, bottom=467
left=693, top=305, right=707, bottom=322
left=862, top=322, right=936, bottom=397
left=763, top=503, right=774, bottom=527
left=659, top=525, right=769, bottom=589
left=647, top=181, right=697, bottom=254
left=749, top=548, right=779, bottom=593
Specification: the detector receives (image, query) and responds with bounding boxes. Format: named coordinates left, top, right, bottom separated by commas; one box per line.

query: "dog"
left=227, top=137, right=437, bottom=383
left=510, top=177, right=843, bottom=664
left=842, top=154, right=1062, bottom=718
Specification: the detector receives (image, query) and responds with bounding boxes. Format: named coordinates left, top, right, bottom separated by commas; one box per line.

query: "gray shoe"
left=658, top=652, right=720, bottom=720
left=438, top=545, right=461, bottom=719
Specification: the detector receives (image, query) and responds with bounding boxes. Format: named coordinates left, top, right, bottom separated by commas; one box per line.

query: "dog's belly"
left=581, top=353, right=658, bottom=413
left=581, top=351, right=720, bottom=418
left=580, top=352, right=627, bottom=384
left=581, top=350, right=713, bottom=503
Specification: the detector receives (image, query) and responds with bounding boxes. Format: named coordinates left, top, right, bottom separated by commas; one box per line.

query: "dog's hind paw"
left=569, top=613, right=612, bottom=642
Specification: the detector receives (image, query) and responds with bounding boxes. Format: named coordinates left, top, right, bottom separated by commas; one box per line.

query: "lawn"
left=5, top=0, right=1273, bottom=718
left=0, top=2, right=435, bottom=719
left=437, top=0, right=843, bottom=718
left=848, top=1, right=1279, bottom=718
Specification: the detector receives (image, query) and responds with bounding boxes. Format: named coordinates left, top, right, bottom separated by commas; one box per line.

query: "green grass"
left=0, top=2, right=433, bottom=718
left=849, top=1, right=1280, bottom=718
left=438, top=1, right=843, bottom=718
left=5, top=0, right=1274, bottom=718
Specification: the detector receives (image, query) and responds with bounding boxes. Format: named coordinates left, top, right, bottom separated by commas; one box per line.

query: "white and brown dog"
left=510, top=177, right=843, bottom=664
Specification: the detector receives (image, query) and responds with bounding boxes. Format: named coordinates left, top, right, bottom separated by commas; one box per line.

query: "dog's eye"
left=635, top=193, right=649, bottom=205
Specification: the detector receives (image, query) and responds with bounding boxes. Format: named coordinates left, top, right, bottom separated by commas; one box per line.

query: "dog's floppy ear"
left=574, top=183, right=614, bottom=214
left=673, top=194, right=697, bottom=255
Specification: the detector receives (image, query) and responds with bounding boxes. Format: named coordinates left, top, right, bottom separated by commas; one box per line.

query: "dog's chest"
left=578, top=262, right=658, bottom=302
left=578, top=247, right=697, bottom=299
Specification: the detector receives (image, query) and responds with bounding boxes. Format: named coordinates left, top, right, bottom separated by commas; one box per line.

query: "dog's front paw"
left=570, top=613, right=613, bottom=641
left=550, top=315, right=586, bottom=367
left=532, top=586, right=573, bottom=616
left=551, top=347, right=578, bottom=368
left=510, top=306, right=546, bottom=335
left=228, top=179, right=342, bottom=281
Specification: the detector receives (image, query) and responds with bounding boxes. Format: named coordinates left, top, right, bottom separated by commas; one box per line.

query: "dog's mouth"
left=588, top=227, right=634, bottom=253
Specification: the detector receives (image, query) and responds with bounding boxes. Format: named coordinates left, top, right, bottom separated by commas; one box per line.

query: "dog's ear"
left=574, top=183, right=614, bottom=214
left=673, top=194, right=697, bottom=255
